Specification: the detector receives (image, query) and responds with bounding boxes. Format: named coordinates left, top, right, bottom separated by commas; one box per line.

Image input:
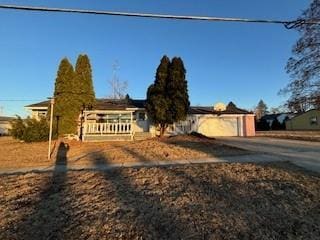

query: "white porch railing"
left=84, top=122, right=132, bottom=135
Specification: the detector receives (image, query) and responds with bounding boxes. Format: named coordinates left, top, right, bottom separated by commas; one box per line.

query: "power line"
left=0, top=99, right=44, bottom=102
left=0, top=4, right=319, bottom=29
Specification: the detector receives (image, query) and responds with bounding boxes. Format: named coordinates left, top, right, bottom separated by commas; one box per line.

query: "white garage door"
left=198, top=117, right=239, bottom=137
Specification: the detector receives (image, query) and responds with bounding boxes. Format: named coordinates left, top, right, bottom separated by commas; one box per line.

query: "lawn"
left=0, top=135, right=248, bottom=170
left=0, top=162, right=319, bottom=239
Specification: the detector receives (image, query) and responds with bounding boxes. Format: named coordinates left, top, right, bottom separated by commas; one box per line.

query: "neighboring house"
left=261, top=113, right=295, bottom=128
left=25, top=100, right=48, bottom=120
left=0, top=116, right=14, bottom=136
left=25, top=99, right=255, bottom=141
left=286, top=109, right=320, bottom=130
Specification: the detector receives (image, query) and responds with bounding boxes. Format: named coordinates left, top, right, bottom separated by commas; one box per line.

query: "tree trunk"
left=159, top=124, right=167, bottom=137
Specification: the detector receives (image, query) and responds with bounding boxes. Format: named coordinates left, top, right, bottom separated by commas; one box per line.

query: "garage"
left=197, top=116, right=240, bottom=137
left=185, top=102, right=255, bottom=137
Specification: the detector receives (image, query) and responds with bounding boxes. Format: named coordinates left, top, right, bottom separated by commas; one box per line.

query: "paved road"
left=216, top=137, right=320, bottom=173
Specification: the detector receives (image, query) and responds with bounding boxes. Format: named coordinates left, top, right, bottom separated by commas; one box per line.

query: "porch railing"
left=84, top=122, right=132, bottom=135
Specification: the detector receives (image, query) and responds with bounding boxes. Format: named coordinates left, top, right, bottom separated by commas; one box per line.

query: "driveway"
left=216, top=137, right=320, bottom=173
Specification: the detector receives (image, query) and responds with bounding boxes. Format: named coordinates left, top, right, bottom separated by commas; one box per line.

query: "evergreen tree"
left=256, top=118, right=270, bottom=131
left=255, top=100, right=268, bottom=120
left=52, top=58, right=79, bottom=135
left=271, top=118, right=282, bottom=130
left=167, top=57, right=190, bottom=123
left=74, top=54, right=95, bottom=110
left=146, top=56, right=171, bottom=136
left=146, top=56, right=190, bottom=137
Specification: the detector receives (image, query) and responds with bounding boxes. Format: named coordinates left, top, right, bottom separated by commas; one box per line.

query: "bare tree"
left=107, top=61, right=128, bottom=99
left=280, top=0, right=320, bottom=112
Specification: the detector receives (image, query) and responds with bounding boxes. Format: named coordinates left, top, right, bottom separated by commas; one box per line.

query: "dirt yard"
left=0, top=162, right=319, bottom=239
left=0, top=135, right=248, bottom=169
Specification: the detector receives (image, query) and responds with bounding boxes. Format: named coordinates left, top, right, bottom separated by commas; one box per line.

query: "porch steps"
left=134, top=132, right=152, bottom=141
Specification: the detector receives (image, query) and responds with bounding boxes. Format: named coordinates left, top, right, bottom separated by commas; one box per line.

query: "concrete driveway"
left=216, top=137, right=320, bottom=173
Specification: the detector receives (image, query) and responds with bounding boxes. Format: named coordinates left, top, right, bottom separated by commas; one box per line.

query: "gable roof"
left=26, top=99, right=251, bottom=115
left=25, top=100, right=50, bottom=108
left=95, top=99, right=146, bottom=110
left=189, top=102, right=252, bottom=115
left=286, top=109, right=320, bottom=121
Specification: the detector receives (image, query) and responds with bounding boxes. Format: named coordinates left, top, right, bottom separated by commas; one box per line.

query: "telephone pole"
left=48, top=97, right=55, bottom=160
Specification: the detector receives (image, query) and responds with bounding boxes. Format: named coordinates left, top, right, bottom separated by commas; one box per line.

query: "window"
left=37, top=111, right=47, bottom=118
left=310, top=116, right=318, bottom=125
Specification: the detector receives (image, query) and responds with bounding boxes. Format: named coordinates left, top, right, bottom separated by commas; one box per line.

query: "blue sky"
left=0, top=0, right=309, bottom=116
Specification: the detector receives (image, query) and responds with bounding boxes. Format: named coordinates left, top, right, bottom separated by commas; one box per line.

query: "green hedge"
left=10, top=116, right=52, bottom=142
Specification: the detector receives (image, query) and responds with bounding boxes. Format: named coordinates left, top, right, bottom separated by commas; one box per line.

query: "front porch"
left=82, top=110, right=133, bottom=142
left=81, top=110, right=151, bottom=141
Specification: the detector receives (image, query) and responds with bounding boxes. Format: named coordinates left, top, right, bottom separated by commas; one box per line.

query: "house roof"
left=286, top=109, right=320, bottom=121
left=261, top=113, right=282, bottom=121
left=25, top=100, right=50, bottom=108
left=26, top=99, right=251, bottom=115
left=25, top=99, right=146, bottom=110
left=95, top=99, right=146, bottom=110
left=189, top=102, right=252, bottom=115
left=0, top=116, right=15, bottom=122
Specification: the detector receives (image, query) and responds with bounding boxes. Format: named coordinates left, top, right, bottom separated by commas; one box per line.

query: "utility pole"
left=48, top=97, right=54, bottom=160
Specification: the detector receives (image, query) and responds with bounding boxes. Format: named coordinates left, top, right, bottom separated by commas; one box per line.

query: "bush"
left=9, top=116, right=26, bottom=139
left=256, top=118, right=270, bottom=131
left=271, top=118, right=283, bottom=130
left=10, top=116, right=51, bottom=142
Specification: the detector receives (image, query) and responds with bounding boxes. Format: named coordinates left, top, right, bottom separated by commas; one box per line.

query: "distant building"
left=0, top=116, right=14, bottom=136
left=286, top=109, right=320, bottom=130
left=261, top=113, right=295, bottom=128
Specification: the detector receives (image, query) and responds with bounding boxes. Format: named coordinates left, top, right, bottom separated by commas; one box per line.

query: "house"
left=0, top=116, right=14, bottom=136
left=285, top=109, right=320, bottom=130
left=25, top=100, right=49, bottom=120
left=261, top=113, right=286, bottom=127
left=25, top=99, right=255, bottom=141
left=260, top=113, right=295, bottom=129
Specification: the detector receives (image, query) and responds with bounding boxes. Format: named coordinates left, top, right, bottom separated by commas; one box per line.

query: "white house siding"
left=132, top=111, right=150, bottom=133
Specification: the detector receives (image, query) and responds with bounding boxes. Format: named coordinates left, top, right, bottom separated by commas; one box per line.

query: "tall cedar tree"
left=146, top=56, right=190, bottom=136
left=281, top=0, right=320, bottom=112
left=146, top=56, right=171, bottom=136
left=74, top=54, right=96, bottom=110
left=167, top=57, right=190, bottom=123
left=52, top=58, right=79, bottom=135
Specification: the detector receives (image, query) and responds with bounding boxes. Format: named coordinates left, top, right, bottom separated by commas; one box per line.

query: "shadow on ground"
left=87, top=149, right=320, bottom=239
left=2, top=142, right=72, bottom=239
left=1, top=140, right=319, bottom=239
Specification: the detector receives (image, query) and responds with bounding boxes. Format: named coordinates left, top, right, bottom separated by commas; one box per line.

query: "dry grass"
left=0, top=162, right=319, bottom=239
left=0, top=135, right=248, bottom=169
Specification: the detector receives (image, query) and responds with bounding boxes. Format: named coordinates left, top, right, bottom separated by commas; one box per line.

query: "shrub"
left=9, top=116, right=26, bottom=139
left=271, top=118, right=283, bottom=130
left=10, top=116, right=51, bottom=142
left=256, top=118, right=270, bottom=131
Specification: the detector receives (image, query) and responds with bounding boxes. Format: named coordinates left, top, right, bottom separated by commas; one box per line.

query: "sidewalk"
left=0, top=153, right=288, bottom=175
